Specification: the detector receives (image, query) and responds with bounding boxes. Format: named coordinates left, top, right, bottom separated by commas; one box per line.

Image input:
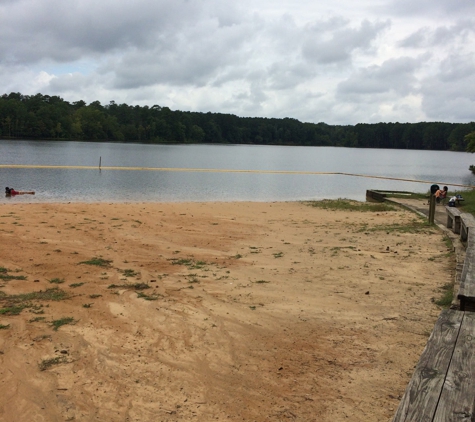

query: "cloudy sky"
left=1, top=0, right=474, bottom=124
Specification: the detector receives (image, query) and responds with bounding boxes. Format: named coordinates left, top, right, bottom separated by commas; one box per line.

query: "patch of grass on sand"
left=48, top=277, right=65, bottom=284
left=305, top=199, right=396, bottom=212
left=188, top=277, right=200, bottom=284
left=29, top=317, right=45, bottom=322
left=170, top=258, right=207, bottom=269
left=0, top=274, right=27, bottom=281
left=79, top=257, right=112, bottom=267
left=171, top=258, right=193, bottom=266
left=0, top=324, right=10, bottom=329
left=122, top=269, right=139, bottom=277
left=442, top=235, right=454, bottom=250
left=39, top=356, right=67, bottom=371
left=0, top=267, right=27, bottom=281
left=0, top=306, right=24, bottom=315
left=51, top=317, right=75, bottom=331
left=359, top=217, right=434, bottom=234
left=434, top=282, right=455, bottom=308
left=108, top=282, right=150, bottom=290
left=0, top=288, right=69, bottom=315
left=137, top=291, right=161, bottom=301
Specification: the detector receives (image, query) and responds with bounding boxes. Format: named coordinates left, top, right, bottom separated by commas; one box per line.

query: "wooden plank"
left=460, top=214, right=475, bottom=242
left=433, top=312, right=475, bottom=422
left=392, top=310, right=463, bottom=422
left=458, top=234, right=475, bottom=310
left=446, top=207, right=462, bottom=233
left=454, top=216, right=462, bottom=234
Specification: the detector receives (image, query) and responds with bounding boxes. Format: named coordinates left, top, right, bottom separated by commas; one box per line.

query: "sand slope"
left=0, top=201, right=452, bottom=421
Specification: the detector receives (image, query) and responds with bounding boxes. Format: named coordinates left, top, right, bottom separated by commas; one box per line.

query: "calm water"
left=1, top=140, right=475, bottom=203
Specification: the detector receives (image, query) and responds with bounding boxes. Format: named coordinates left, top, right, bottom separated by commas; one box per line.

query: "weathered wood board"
left=460, top=214, right=475, bottom=242
left=446, top=206, right=462, bottom=234
left=433, top=311, right=475, bottom=422
left=458, top=232, right=475, bottom=311
left=392, top=310, right=463, bottom=422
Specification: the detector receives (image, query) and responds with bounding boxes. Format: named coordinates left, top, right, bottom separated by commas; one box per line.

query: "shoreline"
left=0, top=201, right=453, bottom=421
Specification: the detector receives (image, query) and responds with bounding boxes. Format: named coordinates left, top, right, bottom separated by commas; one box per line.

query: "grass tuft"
left=305, top=199, right=396, bottom=212
left=0, top=288, right=69, bottom=315
left=137, top=291, right=161, bottom=301
left=108, top=283, right=150, bottom=290
left=0, top=270, right=27, bottom=281
left=51, top=317, right=75, bottom=331
left=122, top=269, right=139, bottom=277
left=434, top=282, right=454, bottom=308
left=79, top=257, right=112, bottom=267
left=48, top=278, right=65, bottom=284
left=39, top=356, right=67, bottom=371
left=357, top=217, right=433, bottom=234
left=170, top=258, right=207, bottom=269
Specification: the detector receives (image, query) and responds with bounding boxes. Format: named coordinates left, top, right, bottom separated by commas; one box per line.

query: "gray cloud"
left=420, top=53, right=475, bottom=121
left=111, top=17, right=255, bottom=89
left=399, top=20, right=475, bottom=48
left=382, top=0, right=474, bottom=17
left=301, top=19, right=390, bottom=64
left=0, top=0, right=473, bottom=124
left=0, top=0, right=215, bottom=63
left=337, top=57, right=420, bottom=98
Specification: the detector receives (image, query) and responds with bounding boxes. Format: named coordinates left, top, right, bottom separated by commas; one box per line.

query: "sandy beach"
left=0, top=200, right=453, bottom=421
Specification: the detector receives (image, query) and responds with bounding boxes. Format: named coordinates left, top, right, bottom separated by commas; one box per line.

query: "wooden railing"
left=393, top=209, right=475, bottom=422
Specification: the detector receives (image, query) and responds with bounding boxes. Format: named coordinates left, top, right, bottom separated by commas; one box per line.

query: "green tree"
left=465, top=131, right=475, bottom=152
left=190, top=125, right=205, bottom=142
left=449, top=124, right=475, bottom=151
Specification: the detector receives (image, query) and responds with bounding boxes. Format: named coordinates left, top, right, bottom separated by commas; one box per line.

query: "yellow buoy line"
left=1, top=164, right=474, bottom=189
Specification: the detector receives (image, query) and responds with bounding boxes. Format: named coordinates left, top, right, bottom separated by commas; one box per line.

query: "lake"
left=1, top=140, right=475, bottom=203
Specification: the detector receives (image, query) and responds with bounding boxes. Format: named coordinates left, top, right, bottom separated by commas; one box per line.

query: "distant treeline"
left=1, top=92, right=475, bottom=151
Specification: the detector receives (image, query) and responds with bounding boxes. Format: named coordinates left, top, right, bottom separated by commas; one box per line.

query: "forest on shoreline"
left=1, top=92, right=475, bottom=151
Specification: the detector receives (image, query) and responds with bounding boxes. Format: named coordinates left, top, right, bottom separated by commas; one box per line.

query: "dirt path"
left=0, top=201, right=453, bottom=421
left=389, top=197, right=448, bottom=225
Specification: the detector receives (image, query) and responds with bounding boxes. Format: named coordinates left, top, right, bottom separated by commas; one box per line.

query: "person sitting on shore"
left=435, top=186, right=448, bottom=203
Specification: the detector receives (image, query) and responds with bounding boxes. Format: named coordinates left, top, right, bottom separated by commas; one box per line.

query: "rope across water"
left=1, top=164, right=474, bottom=189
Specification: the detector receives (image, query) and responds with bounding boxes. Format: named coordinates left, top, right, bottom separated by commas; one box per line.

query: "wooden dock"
left=393, top=209, right=475, bottom=422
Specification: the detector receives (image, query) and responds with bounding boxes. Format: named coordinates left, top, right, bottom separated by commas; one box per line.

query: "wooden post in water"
left=429, top=193, right=436, bottom=224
